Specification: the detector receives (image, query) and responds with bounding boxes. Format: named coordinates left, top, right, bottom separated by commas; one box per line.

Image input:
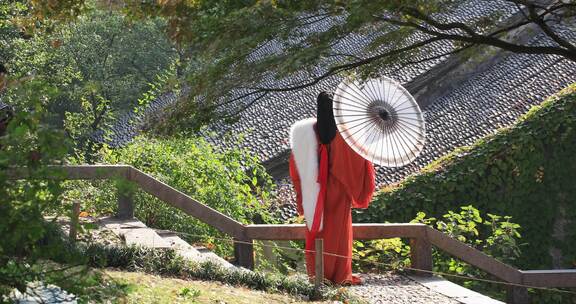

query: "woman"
left=289, top=91, right=375, bottom=284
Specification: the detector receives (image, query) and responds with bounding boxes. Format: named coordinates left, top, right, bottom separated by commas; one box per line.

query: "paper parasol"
left=333, top=76, right=425, bottom=167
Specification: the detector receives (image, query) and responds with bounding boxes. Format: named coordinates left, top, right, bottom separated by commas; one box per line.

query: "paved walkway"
left=349, top=273, right=503, bottom=304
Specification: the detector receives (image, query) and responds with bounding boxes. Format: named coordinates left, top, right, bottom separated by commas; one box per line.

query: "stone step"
left=408, top=275, right=505, bottom=304
left=154, top=229, right=237, bottom=269
left=99, top=217, right=170, bottom=248
left=97, top=217, right=239, bottom=270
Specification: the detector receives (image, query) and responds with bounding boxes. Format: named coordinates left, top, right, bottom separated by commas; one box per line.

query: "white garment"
left=290, top=118, right=323, bottom=231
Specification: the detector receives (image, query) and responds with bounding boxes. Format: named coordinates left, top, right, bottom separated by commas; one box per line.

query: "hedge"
left=355, top=83, right=576, bottom=269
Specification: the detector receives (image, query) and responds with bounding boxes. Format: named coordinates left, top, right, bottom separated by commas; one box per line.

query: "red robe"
left=289, top=124, right=375, bottom=284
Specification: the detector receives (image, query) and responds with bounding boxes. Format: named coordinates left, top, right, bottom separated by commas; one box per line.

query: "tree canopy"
left=2, top=1, right=178, bottom=159
left=2, top=0, right=576, bottom=131
left=117, top=0, right=576, bottom=130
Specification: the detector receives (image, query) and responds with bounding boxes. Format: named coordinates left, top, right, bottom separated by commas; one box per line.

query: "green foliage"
left=76, top=243, right=364, bottom=302
left=2, top=221, right=132, bottom=303
left=2, top=4, right=178, bottom=294
left=413, top=207, right=522, bottom=300
left=253, top=240, right=307, bottom=276
left=354, top=206, right=522, bottom=301
left=3, top=3, right=177, bottom=160
left=0, top=222, right=131, bottom=303
left=356, top=84, right=576, bottom=270
left=178, top=286, right=201, bottom=300
left=0, top=2, right=26, bottom=74
left=354, top=206, right=521, bottom=269
left=0, top=259, right=131, bottom=303
left=352, top=238, right=409, bottom=272
left=79, top=135, right=276, bottom=256
left=0, top=1, right=84, bottom=43
left=0, top=87, right=72, bottom=296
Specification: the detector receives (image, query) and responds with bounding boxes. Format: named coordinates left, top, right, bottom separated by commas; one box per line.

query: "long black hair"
left=316, top=91, right=337, bottom=144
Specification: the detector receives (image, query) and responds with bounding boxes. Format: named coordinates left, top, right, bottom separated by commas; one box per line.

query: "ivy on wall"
left=355, top=83, right=576, bottom=269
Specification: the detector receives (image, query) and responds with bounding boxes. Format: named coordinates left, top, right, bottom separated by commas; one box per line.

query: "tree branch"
left=326, top=52, right=363, bottom=60
left=183, top=0, right=576, bottom=116
left=220, top=91, right=270, bottom=119
left=90, top=97, right=109, bottom=132
left=402, top=7, right=478, bottom=37
left=487, top=18, right=532, bottom=37
left=220, top=36, right=446, bottom=105
left=526, top=3, right=576, bottom=53
left=221, top=4, right=576, bottom=105
left=376, top=12, right=576, bottom=61
left=434, top=30, right=575, bottom=60
left=389, top=43, right=474, bottom=75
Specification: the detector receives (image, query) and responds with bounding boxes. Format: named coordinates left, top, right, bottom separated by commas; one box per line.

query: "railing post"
left=315, top=238, right=324, bottom=288
left=117, top=176, right=135, bottom=219
left=506, top=286, right=530, bottom=304
left=69, top=202, right=80, bottom=241
left=234, top=238, right=254, bottom=269
left=410, top=237, right=432, bottom=276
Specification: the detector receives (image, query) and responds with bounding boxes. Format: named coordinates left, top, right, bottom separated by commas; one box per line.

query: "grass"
left=77, top=243, right=370, bottom=302
left=20, top=262, right=357, bottom=303
left=7, top=224, right=362, bottom=303
left=105, top=269, right=333, bottom=304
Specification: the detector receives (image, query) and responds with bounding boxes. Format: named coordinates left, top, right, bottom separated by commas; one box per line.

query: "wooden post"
left=315, top=238, right=324, bottom=288
left=234, top=238, right=254, bottom=269
left=69, top=202, right=80, bottom=241
left=506, top=286, right=530, bottom=304
left=410, top=237, right=433, bottom=276
left=117, top=181, right=134, bottom=219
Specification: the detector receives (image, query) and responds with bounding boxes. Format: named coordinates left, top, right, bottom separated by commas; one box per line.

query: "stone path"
left=349, top=273, right=504, bottom=304
left=350, top=273, right=459, bottom=304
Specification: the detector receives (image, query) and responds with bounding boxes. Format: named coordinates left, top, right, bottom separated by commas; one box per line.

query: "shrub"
left=413, top=206, right=521, bottom=300
left=0, top=86, right=70, bottom=297
left=354, top=206, right=522, bottom=301
left=355, top=83, right=576, bottom=270
left=78, top=135, right=276, bottom=256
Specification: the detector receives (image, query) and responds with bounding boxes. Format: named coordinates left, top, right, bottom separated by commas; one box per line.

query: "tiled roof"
left=97, top=1, right=576, bottom=207
left=271, top=28, right=576, bottom=217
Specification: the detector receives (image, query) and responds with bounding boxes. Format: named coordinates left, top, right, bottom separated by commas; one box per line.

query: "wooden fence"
left=8, top=165, right=576, bottom=303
